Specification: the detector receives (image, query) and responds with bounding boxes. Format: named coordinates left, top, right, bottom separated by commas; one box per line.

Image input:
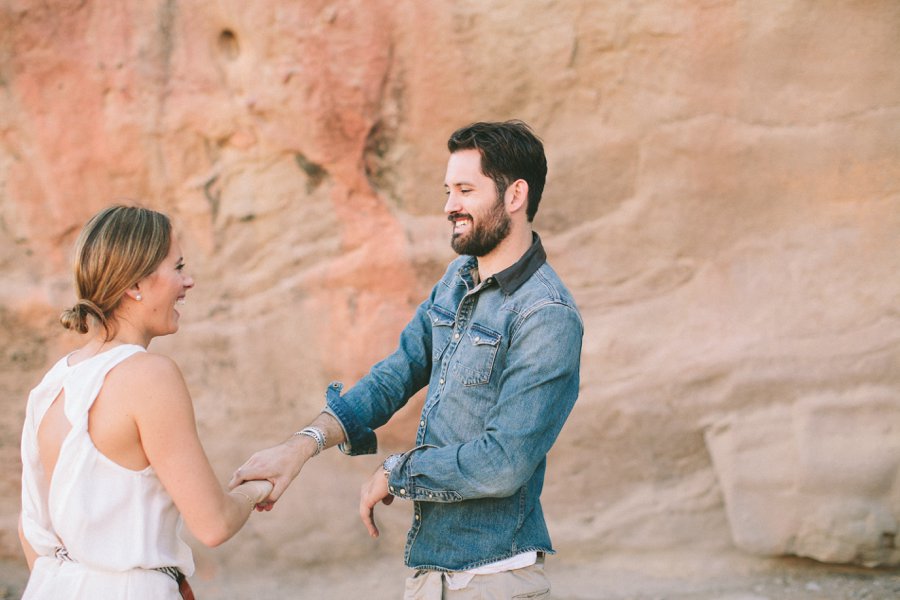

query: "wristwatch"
left=382, top=453, right=404, bottom=479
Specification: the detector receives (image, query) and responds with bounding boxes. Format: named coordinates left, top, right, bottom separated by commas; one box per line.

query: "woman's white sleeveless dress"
left=20, top=344, right=194, bottom=599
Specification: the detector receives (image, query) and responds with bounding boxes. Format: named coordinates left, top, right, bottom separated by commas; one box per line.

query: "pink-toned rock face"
left=1, top=0, right=899, bottom=576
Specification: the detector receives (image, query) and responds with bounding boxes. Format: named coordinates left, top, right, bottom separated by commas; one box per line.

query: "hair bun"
left=60, top=299, right=106, bottom=334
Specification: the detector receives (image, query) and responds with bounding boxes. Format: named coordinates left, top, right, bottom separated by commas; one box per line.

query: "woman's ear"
left=124, top=284, right=142, bottom=302
left=505, top=179, right=529, bottom=214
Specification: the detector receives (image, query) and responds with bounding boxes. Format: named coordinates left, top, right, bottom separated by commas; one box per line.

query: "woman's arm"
left=112, top=353, right=270, bottom=547
left=18, top=513, right=38, bottom=570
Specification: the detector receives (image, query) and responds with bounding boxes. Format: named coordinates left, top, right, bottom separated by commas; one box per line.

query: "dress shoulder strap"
left=62, top=345, right=146, bottom=424
left=23, top=356, right=73, bottom=434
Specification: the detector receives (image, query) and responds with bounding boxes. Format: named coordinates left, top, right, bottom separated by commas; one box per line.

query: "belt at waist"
left=54, top=546, right=194, bottom=599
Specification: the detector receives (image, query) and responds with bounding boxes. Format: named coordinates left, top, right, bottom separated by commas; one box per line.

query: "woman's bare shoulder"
left=105, top=351, right=190, bottom=404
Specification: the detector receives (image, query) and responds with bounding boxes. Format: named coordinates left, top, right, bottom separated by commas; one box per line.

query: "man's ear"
left=505, top=179, right=529, bottom=214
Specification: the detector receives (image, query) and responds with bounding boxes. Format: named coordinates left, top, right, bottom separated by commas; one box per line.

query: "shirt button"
left=454, top=333, right=460, bottom=339
left=400, top=489, right=406, bottom=495
left=439, top=378, right=444, bottom=385
left=474, top=336, right=480, bottom=342
left=389, top=486, right=395, bottom=493
left=415, top=514, right=420, bottom=520
left=419, top=420, right=425, bottom=427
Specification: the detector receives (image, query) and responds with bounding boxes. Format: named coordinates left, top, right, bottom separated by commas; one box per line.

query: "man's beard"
left=449, top=196, right=511, bottom=257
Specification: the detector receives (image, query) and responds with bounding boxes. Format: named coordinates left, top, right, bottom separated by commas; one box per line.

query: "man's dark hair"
left=447, top=120, right=547, bottom=222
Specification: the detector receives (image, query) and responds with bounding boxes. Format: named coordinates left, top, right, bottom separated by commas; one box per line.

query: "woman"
left=19, top=205, right=272, bottom=599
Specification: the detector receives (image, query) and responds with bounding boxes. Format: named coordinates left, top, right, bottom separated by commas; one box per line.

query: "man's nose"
left=444, top=192, right=460, bottom=215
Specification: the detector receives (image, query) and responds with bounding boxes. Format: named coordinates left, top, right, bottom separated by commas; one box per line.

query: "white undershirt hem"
left=444, top=551, right=538, bottom=591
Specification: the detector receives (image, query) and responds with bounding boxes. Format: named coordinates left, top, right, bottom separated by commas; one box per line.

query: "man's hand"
left=359, top=465, right=395, bottom=538
left=228, top=436, right=312, bottom=511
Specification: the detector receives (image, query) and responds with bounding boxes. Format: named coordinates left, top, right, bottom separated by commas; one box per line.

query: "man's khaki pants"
left=402, top=562, right=551, bottom=599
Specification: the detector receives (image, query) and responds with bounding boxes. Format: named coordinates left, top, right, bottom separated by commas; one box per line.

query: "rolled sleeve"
left=323, top=290, right=440, bottom=456
left=324, top=381, right=377, bottom=455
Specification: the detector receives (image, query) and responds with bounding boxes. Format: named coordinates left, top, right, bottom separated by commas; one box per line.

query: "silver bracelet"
left=293, top=426, right=327, bottom=456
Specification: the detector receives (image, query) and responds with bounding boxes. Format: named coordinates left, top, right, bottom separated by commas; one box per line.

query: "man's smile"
left=448, top=213, right=473, bottom=233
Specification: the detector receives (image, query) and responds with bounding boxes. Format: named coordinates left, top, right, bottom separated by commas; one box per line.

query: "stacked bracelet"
left=294, top=426, right=327, bottom=456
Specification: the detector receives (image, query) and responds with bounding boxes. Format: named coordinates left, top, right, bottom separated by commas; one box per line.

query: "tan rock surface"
left=1, top=0, right=899, bottom=597
left=706, top=387, right=900, bottom=567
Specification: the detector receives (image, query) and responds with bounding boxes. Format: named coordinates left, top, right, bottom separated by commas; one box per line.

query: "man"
left=231, top=120, right=583, bottom=598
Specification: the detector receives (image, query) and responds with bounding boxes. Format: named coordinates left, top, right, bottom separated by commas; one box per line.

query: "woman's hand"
left=231, top=479, right=274, bottom=510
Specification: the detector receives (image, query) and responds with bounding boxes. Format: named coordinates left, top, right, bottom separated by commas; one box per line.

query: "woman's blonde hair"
left=60, top=205, right=172, bottom=339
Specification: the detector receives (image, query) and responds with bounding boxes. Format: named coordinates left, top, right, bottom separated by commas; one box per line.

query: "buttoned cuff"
left=386, top=445, right=462, bottom=503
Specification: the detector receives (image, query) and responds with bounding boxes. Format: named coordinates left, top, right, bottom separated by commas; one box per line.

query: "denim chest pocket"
left=428, top=305, right=456, bottom=361
left=452, top=322, right=502, bottom=386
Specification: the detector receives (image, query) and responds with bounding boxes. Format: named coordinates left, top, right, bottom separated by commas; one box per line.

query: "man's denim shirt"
left=326, top=233, right=583, bottom=571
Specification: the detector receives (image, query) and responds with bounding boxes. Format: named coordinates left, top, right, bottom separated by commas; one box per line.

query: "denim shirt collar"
left=459, top=232, right=547, bottom=295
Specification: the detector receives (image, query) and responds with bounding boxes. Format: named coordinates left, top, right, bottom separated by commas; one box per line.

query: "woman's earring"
left=136, top=294, right=142, bottom=301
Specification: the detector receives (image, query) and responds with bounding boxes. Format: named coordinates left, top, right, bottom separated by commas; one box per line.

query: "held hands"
left=228, top=436, right=312, bottom=511
left=231, top=479, right=274, bottom=511
left=359, top=465, right=394, bottom=538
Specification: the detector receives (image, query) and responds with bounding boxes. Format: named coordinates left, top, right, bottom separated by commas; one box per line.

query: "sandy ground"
left=2, top=549, right=898, bottom=599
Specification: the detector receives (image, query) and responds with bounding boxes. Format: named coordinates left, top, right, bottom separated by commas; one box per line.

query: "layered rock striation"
left=1, top=0, right=898, bottom=577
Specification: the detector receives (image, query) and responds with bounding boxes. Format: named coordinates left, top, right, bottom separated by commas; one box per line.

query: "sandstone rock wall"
left=1, top=0, right=898, bottom=576
left=706, top=387, right=900, bottom=567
